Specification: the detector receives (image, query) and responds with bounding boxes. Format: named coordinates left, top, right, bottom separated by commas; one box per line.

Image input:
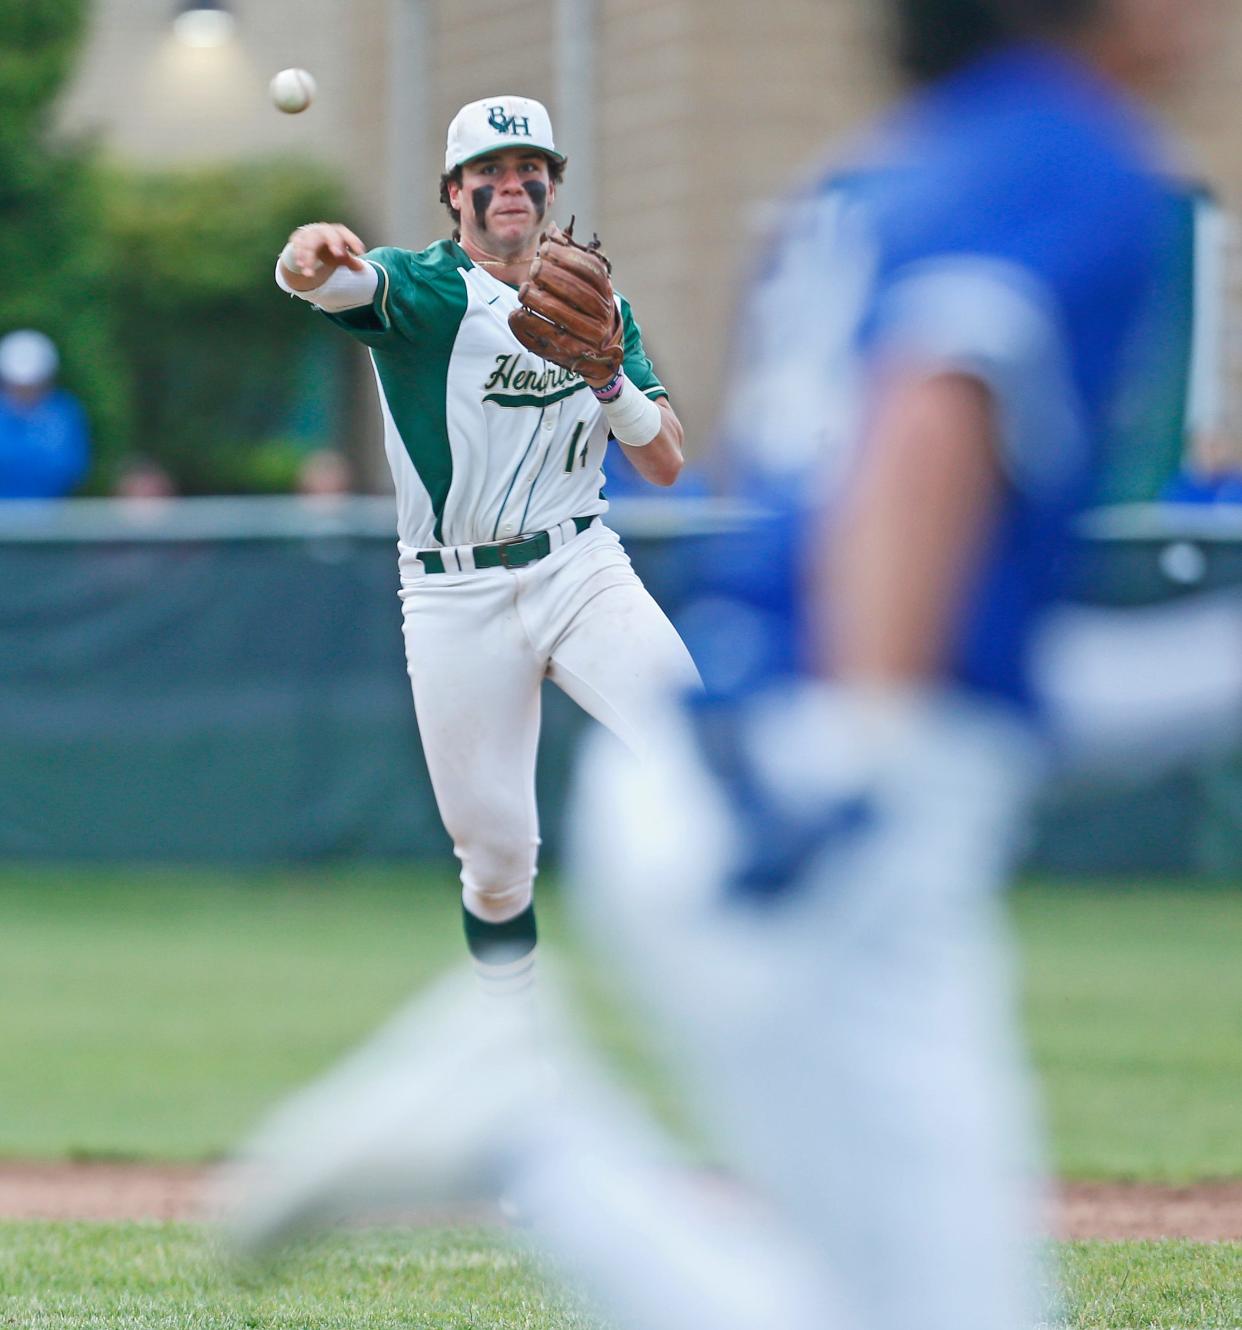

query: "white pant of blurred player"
left=508, top=684, right=1046, bottom=1330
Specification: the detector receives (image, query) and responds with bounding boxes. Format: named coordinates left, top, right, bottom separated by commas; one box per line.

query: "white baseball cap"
left=0, top=330, right=58, bottom=387
left=444, top=95, right=563, bottom=172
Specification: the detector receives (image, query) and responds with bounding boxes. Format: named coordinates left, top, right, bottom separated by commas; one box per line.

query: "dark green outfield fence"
left=1, top=497, right=1240, bottom=875
left=0, top=496, right=728, bottom=867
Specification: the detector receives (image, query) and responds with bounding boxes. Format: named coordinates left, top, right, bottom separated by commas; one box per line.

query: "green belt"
left=419, top=516, right=595, bottom=574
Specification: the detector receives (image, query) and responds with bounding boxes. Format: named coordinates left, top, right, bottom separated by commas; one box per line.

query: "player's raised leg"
left=541, top=527, right=700, bottom=755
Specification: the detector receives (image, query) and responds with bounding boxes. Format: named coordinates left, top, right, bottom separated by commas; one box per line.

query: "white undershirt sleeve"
left=274, top=257, right=379, bottom=312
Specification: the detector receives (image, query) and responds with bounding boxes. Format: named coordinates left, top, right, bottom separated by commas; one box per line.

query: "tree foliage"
left=0, top=0, right=90, bottom=147
left=0, top=0, right=129, bottom=487
left=102, top=161, right=348, bottom=493
left=0, top=1, right=350, bottom=493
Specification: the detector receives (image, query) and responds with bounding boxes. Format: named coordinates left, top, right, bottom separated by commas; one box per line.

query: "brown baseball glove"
left=508, top=220, right=624, bottom=388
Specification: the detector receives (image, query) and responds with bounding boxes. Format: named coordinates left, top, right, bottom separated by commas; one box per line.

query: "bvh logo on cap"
left=445, top=95, right=563, bottom=172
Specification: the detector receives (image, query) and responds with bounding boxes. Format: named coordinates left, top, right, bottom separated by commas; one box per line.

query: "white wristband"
left=274, top=254, right=379, bottom=312
left=602, top=375, right=662, bottom=446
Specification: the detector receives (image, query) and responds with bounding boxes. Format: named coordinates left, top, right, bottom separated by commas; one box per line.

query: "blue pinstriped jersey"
left=686, top=43, right=1176, bottom=711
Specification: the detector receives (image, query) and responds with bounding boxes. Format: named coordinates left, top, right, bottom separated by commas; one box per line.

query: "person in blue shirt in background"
left=0, top=330, right=90, bottom=500
left=223, top=3, right=1229, bottom=1329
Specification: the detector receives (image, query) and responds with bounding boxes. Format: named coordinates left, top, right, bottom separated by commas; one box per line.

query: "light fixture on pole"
left=172, top=0, right=236, bottom=48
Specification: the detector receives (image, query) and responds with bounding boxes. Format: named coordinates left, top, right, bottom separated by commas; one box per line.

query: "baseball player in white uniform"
left=276, top=96, right=698, bottom=995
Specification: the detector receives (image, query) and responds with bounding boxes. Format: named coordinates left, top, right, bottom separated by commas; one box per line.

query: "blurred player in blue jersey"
left=553, top=4, right=1223, bottom=1329
left=222, top=1, right=1227, bottom=1326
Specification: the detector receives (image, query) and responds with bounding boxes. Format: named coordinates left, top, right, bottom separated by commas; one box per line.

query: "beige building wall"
left=57, top=0, right=393, bottom=231
left=421, top=0, right=557, bottom=234
left=609, top=0, right=891, bottom=447
left=56, top=0, right=1242, bottom=470
left=1174, top=7, right=1242, bottom=208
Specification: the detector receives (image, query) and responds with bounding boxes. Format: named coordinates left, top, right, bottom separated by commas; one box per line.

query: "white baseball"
left=270, top=68, right=316, bottom=115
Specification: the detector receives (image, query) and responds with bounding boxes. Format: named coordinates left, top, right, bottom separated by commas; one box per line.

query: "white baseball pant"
left=399, top=521, right=699, bottom=925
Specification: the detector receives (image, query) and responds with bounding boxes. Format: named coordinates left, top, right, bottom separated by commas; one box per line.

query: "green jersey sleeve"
left=618, top=295, right=668, bottom=400
left=321, top=246, right=408, bottom=347
left=321, top=241, right=471, bottom=350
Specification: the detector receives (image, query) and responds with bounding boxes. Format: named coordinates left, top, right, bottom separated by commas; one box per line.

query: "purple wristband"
left=591, top=369, right=625, bottom=403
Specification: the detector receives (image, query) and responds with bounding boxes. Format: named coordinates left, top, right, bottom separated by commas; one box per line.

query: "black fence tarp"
left=1, top=497, right=1240, bottom=873
left=0, top=526, right=438, bottom=860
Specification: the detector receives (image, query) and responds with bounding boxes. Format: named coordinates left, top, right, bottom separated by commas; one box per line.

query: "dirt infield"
left=1, top=1162, right=1240, bottom=1240
left=0, top=1162, right=204, bottom=1223
left=1056, top=1180, right=1242, bottom=1241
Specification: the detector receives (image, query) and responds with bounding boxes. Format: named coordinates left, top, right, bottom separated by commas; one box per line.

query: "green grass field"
left=1015, top=885, right=1242, bottom=1180
left=0, top=867, right=1238, bottom=1176
left=0, top=1225, right=1238, bottom=1329
left=0, top=1224, right=597, bottom=1330
left=0, top=867, right=1238, bottom=1328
